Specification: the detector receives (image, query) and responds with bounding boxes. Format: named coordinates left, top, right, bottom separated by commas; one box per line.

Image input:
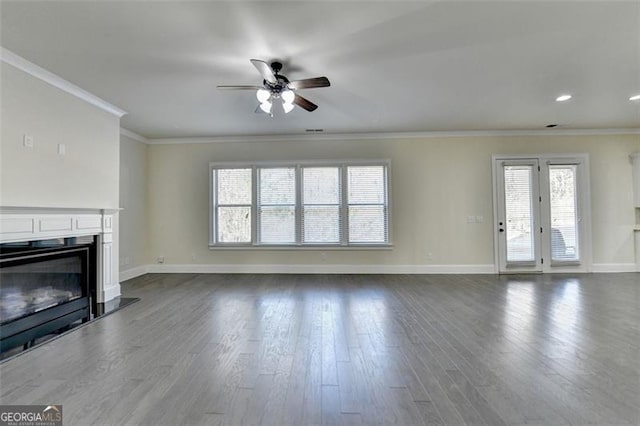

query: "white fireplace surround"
left=0, top=207, right=120, bottom=303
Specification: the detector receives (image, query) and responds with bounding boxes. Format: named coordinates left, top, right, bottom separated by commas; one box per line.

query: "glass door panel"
left=549, top=165, right=579, bottom=262
left=504, top=165, right=536, bottom=263
left=496, top=160, right=542, bottom=273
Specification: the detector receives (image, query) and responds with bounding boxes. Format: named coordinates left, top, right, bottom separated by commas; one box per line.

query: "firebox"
left=0, top=236, right=96, bottom=352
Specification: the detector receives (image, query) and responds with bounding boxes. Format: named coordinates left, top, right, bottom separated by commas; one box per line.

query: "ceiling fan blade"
left=288, top=77, right=330, bottom=90
left=217, top=85, right=262, bottom=90
left=293, top=94, right=318, bottom=112
left=250, top=59, right=277, bottom=84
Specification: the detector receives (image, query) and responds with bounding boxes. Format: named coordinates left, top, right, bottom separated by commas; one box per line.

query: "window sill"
left=208, top=244, right=393, bottom=251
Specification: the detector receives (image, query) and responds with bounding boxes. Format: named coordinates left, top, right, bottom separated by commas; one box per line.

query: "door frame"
left=492, top=153, right=592, bottom=274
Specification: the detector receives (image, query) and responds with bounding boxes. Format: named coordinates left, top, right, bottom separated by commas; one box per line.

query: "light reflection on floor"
left=548, top=279, right=582, bottom=343
left=503, top=279, right=537, bottom=346
left=500, top=276, right=587, bottom=376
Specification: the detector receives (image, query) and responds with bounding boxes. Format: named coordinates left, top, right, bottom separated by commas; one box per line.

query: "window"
left=210, top=161, right=390, bottom=247
left=258, top=167, right=296, bottom=244
left=302, top=167, right=341, bottom=243
left=214, top=168, right=252, bottom=243
left=348, top=166, right=388, bottom=243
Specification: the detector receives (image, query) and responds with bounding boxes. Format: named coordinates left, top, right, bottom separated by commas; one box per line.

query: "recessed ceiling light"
left=630, top=94, right=640, bottom=101
left=556, top=94, right=572, bottom=102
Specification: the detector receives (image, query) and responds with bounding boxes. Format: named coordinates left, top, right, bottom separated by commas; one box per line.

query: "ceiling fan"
left=217, top=59, right=330, bottom=116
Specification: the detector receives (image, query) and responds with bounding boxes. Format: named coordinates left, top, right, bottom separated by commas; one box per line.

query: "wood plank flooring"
left=1, top=273, right=639, bottom=425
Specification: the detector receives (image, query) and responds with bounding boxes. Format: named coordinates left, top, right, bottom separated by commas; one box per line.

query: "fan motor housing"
left=264, top=74, right=290, bottom=95
left=271, top=61, right=284, bottom=74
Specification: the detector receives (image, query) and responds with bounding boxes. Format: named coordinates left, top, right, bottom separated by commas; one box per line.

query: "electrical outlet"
left=157, top=256, right=165, bottom=264
left=58, top=143, right=66, bottom=155
left=23, top=134, right=34, bottom=148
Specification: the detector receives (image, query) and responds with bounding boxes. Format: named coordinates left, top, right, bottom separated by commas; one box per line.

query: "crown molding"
left=146, top=128, right=640, bottom=145
left=1, top=46, right=127, bottom=118
left=120, top=128, right=149, bottom=143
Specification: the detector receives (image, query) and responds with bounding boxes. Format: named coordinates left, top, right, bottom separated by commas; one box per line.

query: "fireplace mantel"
left=0, top=206, right=120, bottom=302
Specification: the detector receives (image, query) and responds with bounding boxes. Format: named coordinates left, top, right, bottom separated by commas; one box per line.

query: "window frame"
left=209, top=160, right=392, bottom=249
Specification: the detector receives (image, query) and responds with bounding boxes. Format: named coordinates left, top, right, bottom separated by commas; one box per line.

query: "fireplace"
left=0, top=237, right=96, bottom=352
left=0, top=207, right=121, bottom=356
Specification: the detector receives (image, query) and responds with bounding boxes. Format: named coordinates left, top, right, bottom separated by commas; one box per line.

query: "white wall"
left=146, top=133, right=640, bottom=272
left=0, top=62, right=120, bottom=209
left=1, top=61, right=122, bottom=293
left=119, top=133, right=149, bottom=274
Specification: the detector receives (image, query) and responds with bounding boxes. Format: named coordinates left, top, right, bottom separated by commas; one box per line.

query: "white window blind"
left=258, top=167, right=296, bottom=244
left=302, top=167, right=341, bottom=243
left=210, top=161, right=390, bottom=247
left=215, top=168, right=252, bottom=243
left=549, top=165, right=579, bottom=261
left=347, top=166, right=387, bottom=243
left=503, top=165, right=535, bottom=262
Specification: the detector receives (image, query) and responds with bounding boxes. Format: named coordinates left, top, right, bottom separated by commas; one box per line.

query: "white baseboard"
left=591, top=263, right=638, bottom=273
left=144, top=263, right=496, bottom=274
left=119, top=265, right=149, bottom=282
left=119, top=263, right=640, bottom=277
left=102, top=284, right=121, bottom=302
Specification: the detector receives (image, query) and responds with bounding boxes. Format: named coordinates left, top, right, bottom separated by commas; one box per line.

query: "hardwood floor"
left=1, top=273, right=639, bottom=425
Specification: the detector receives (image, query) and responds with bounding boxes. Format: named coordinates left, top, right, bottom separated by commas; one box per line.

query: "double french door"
left=494, top=156, right=589, bottom=273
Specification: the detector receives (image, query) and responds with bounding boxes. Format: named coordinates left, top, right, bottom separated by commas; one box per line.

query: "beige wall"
left=119, top=134, right=149, bottom=271
left=147, top=133, right=640, bottom=270
left=0, top=62, right=120, bottom=209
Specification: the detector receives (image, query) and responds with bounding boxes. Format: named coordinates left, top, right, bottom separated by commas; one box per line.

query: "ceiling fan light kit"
left=256, top=88, right=271, bottom=103
left=256, top=87, right=295, bottom=115
left=281, top=89, right=295, bottom=104
left=218, top=59, right=330, bottom=116
left=282, top=100, right=295, bottom=114
left=259, top=101, right=272, bottom=114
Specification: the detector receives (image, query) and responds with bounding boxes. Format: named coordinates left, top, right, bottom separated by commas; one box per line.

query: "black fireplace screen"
left=1, top=251, right=85, bottom=325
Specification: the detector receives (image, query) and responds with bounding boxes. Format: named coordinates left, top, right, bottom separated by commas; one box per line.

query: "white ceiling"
left=1, top=1, right=639, bottom=139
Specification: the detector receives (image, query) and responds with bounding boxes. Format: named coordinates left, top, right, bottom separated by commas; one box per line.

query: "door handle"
left=499, top=229, right=504, bottom=232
